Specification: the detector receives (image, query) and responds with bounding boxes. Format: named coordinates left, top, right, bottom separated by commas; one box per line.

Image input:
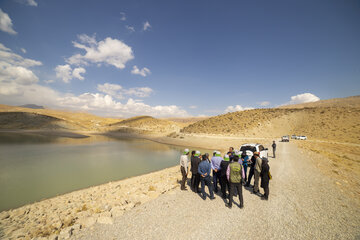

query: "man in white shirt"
left=180, top=149, right=190, bottom=190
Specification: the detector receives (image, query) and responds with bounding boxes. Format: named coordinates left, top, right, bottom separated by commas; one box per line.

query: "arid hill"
left=0, top=104, right=119, bottom=131
left=108, top=116, right=186, bottom=135
left=181, top=96, right=360, bottom=144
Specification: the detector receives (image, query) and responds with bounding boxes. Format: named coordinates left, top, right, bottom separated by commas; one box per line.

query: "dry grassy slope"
left=0, top=104, right=120, bottom=131
left=280, top=95, right=360, bottom=109
left=109, top=116, right=187, bottom=135
left=182, top=105, right=360, bottom=144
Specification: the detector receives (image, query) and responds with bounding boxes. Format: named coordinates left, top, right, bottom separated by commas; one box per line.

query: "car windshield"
left=240, top=146, right=256, bottom=152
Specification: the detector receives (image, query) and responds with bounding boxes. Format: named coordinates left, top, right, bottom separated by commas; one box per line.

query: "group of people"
left=179, top=146, right=271, bottom=209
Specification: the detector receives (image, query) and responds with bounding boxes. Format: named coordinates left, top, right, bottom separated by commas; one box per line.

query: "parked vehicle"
left=281, top=135, right=289, bottom=142
left=297, top=136, right=307, bottom=140
left=291, top=135, right=297, bottom=139
left=239, top=143, right=268, bottom=159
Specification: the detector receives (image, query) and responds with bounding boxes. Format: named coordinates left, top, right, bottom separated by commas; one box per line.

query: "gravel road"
left=76, top=142, right=360, bottom=240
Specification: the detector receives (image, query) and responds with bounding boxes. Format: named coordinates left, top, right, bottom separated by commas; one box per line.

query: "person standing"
left=198, top=154, right=215, bottom=200
left=191, top=150, right=201, bottom=193
left=253, top=152, right=262, bottom=194
left=272, top=141, right=276, bottom=158
left=179, top=149, right=190, bottom=190
left=245, top=154, right=256, bottom=187
left=241, top=152, right=249, bottom=183
left=211, top=151, right=223, bottom=193
left=260, top=157, right=270, bottom=200
left=226, top=155, right=245, bottom=208
left=219, top=154, right=231, bottom=199
left=190, top=150, right=195, bottom=190
left=227, top=147, right=235, bottom=161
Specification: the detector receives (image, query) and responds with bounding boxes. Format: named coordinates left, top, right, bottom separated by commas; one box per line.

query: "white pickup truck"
left=239, top=143, right=268, bottom=159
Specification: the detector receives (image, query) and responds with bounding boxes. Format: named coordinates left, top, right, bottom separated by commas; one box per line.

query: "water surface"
left=0, top=132, right=209, bottom=212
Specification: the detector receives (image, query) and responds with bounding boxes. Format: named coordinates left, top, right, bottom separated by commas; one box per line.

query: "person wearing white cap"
left=211, top=151, right=223, bottom=193
left=180, top=149, right=190, bottom=190
left=190, top=150, right=201, bottom=193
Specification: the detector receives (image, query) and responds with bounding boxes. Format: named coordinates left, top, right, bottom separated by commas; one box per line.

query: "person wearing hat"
left=226, top=155, right=245, bottom=208
left=190, top=150, right=201, bottom=193
left=180, top=149, right=190, bottom=190
left=211, top=151, right=223, bottom=193
left=253, top=152, right=262, bottom=194
left=198, top=154, right=215, bottom=200
left=219, top=154, right=231, bottom=199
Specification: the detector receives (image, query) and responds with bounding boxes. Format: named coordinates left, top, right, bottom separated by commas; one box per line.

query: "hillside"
left=0, top=104, right=119, bottom=131
left=181, top=97, right=360, bottom=144
left=108, top=116, right=186, bottom=135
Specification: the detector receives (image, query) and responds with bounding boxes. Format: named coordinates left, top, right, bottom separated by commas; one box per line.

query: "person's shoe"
left=261, top=196, right=268, bottom=200
left=226, top=203, right=232, bottom=209
left=245, top=183, right=250, bottom=187
left=202, top=195, right=206, bottom=200
left=239, top=204, right=244, bottom=209
left=210, top=196, right=216, bottom=200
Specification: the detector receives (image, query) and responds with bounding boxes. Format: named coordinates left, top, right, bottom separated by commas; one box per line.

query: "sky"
left=0, top=0, right=359, bottom=118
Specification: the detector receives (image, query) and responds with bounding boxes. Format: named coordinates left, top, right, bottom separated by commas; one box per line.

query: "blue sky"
left=0, top=0, right=359, bottom=118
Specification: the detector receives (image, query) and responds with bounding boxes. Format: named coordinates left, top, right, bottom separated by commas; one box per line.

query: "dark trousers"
left=246, top=167, right=254, bottom=186
left=262, top=186, right=269, bottom=199
left=229, top=182, right=243, bottom=207
left=180, top=166, right=187, bottom=190
left=220, top=175, right=230, bottom=198
left=273, top=148, right=276, bottom=158
left=191, top=173, right=200, bottom=192
left=200, top=176, right=214, bottom=199
left=213, top=170, right=221, bottom=192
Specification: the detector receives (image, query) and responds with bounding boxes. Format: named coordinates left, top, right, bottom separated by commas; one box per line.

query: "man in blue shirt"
left=211, top=151, right=223, bottom=193
left=198, top=154, right=215, bottom=200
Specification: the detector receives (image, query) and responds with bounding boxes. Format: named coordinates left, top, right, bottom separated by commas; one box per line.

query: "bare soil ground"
left=76, top=142, right=360, bottom=240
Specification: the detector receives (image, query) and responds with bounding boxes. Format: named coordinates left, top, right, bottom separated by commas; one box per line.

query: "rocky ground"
left=75, top=142, right=360, bottom=240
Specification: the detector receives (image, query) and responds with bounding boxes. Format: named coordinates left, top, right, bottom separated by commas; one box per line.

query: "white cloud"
left=55, top=64, right=72, bottom=83
left=124, top=87, right=153, bottom=97
left=72, top=67, right=86, bottom=80
left=259, top=101, right=270, bottom=106
left=0, top=43, right=41, bottom=85
left=131, top=65, right=151, bottom=77
left=288, top=93, right=320, bottom=105
left=21, top=48, right=26, bottom=53
left=26, top=0, right=37, bottom=6
left=44, top=79, right=54, bottom=84
left=97, top=83, right=153, bottom=99
left=120, top=12, right=126, bottom=21
left=0, top=8, right=17, bottom=35
left=126, top=25, right=135, bottom=32
left=67, top=34, right=134, bottom=69
left=55, top=64, right=86, bottom=83
left=189, top=105, right=197, bottom=109
left=224, top=105, right=254, bottom=113
left=143, top=21, right=151, bottom=31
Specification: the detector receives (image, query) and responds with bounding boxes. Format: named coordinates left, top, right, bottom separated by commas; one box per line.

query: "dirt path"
left=76, top=142, right=360, bottom=240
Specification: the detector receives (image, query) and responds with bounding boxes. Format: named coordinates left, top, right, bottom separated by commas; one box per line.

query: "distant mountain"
left=19, top=104, right=45, bottom=109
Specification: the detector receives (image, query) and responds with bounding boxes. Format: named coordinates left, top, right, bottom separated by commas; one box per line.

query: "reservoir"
left=0, top=132, right=207, bottom=212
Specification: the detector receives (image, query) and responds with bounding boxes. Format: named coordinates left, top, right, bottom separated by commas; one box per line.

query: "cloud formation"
left=143, top=21, right=151, bottom=31
left=0, top=9, right=17, bottom=35
left=259, top=101, right=270, bottom=106
left=126, top=25, right=135, bottom=32
left=120, top=12, right=126, bottom=21
left=67, top=34, right=134, bottom=69
left=131, top=65, right=151, bottom=77
left=55, top=64, right=86, bottom=83
left=288, top=93, right=320, bottom=105
left=224, top=105, right=253, bottom=113
left=0, top=43, right=42, bottom=85
left=97, top=83, right=153, bottom=99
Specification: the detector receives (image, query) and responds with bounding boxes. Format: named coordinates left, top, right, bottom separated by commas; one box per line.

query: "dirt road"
left=76, top=142, right=360, bottom=240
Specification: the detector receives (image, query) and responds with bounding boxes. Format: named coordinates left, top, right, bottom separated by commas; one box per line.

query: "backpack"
left=229, top=162, right=242, bottom=183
